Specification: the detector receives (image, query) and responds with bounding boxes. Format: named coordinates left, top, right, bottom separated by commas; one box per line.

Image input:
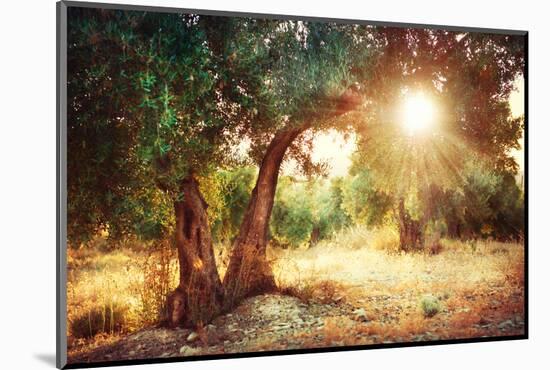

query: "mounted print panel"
left=57, top=1, right=527, bottom=368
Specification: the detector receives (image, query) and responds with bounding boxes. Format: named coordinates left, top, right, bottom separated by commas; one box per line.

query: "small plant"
left=420, top=295, right=442, bottom=318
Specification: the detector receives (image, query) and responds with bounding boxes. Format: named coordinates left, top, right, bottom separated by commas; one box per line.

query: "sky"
left=299, top=77, right=525, bottom=179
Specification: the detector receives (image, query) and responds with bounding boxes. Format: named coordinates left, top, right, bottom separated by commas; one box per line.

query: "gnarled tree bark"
left=164, top=175, right=224, bottom=327
left=222, top=127, right=304, bottom=307
left=223, top=85, right=363, bottom=308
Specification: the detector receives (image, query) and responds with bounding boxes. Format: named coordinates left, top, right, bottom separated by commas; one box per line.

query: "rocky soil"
left=68, top=289, right=524, bottom=365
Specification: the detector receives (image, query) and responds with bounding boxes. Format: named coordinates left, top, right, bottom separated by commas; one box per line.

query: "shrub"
left=420, top=295, right=442, bottom=318
left=132, top=240, right=178, bottom=326
left=341, top=169, right=393, bottom=227
left=211, top=167, right=256, bottom=244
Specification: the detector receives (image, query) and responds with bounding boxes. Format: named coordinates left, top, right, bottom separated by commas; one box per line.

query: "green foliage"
left=67, top=9, right=270, bottom=244
left=67, top=9, right=524, bottom=249
left=489, top=172, right=525, bottom=238
left=430, top=161, right=525, bottom=240
left=269, top=176, right=352, bottom=248
left=341, top=169, right=393, bottom=227
left=67, top=9, right=383, bottom=246
left=67, top=9, right=206, bottom=243
left=211, top=167, right=257, bottom=243
left=235, top=21, right=380, bottom=166
left=462, top=161, right=502, bottom=228
left=271, top=178, right=315, bottom=248
left=317, top=177, right=352, bottom=240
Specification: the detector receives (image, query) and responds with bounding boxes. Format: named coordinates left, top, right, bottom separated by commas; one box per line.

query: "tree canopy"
left=67, top=10, right=383, bottom=245
left=348, top=29, right=525, bottom=246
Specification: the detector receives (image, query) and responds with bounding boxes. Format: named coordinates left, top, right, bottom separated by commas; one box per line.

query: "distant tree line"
left=205, top=163, right=523, bottom=251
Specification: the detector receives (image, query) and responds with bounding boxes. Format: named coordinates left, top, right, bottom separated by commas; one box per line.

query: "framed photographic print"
left=57, top=1, right=528, bottom=368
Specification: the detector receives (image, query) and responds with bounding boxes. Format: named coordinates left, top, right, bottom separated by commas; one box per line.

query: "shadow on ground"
left=34, top=353, right=56, bottom=367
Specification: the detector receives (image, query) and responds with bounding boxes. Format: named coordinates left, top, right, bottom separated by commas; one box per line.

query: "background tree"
left=270, top=177, right=316, bottom=248
left=423, top=161, right=525, bottom=240
left=266, top=176, right=353, bottom=249
left=341, top=168, right=393, bottom=228
left=210, top=167, right=256, bottom=244
left=315, top=177, right=353, bottom=243
left=351, top=29, right=525, bottom=250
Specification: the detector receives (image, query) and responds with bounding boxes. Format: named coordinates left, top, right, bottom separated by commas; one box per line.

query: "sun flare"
left=401, top=93, right=436, bottom=135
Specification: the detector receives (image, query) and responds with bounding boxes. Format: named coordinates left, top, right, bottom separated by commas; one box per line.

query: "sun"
left=401, top=92, right=436, bottom=135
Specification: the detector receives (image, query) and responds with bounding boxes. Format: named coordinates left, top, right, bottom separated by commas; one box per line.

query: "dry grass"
left=67, top=239, right=179, bottom=347
left=272, top=226, right=524, bottom=296
left=67, top=226, right=524, bottom=356
left=273, top=226, right=525, bottom=346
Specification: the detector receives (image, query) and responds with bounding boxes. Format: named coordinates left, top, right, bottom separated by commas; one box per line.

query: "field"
left=67, top=228, right=525, bottom=364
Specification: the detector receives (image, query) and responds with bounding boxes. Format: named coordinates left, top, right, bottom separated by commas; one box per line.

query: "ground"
left=67, top=231, right=525, bottom=365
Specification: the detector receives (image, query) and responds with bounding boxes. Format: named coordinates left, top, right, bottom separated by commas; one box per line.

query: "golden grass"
left=67, top=226, right=524, bottom=353
left=273, top=226, right=524, bottom=346
left=67, top=240, right=178, bottom=346
left=272, top=227, right=523, bottom=296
